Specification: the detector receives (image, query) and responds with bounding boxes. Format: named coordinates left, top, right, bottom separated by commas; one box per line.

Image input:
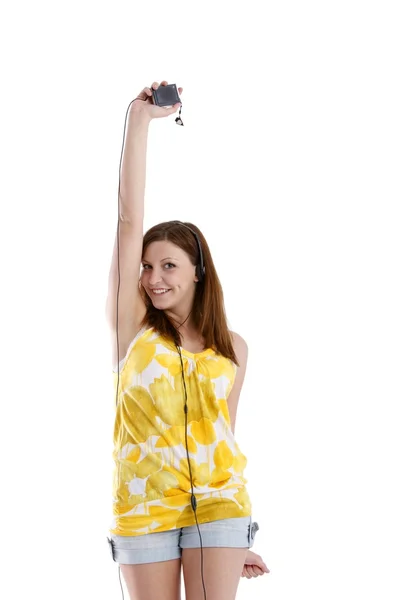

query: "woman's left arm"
left=227, top=332, right=249, bottom=434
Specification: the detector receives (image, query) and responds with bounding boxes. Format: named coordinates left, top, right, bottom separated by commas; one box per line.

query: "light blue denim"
left=107, top=515, right=259, bottom=565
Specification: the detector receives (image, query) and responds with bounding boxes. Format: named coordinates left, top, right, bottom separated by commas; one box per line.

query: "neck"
left=167, top=310, right=192, bottom=329
left=164, top=290, right=197, bottom=328
left=165, top=305, right=197, bottom=333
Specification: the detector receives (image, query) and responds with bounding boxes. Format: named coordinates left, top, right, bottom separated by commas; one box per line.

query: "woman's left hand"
left=241, top=550, right=270, bottom=578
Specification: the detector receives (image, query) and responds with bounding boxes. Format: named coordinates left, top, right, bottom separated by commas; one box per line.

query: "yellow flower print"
left=126, top=329, right=157, bottom=375
left=191, top=418, right=216, bottom=445
left=155, top=425, right=183, bottom=447
left=149, top=371, right=218, bottom=426
left=126, top=445, right=141, bottom=463
left=112, top=486, right=132, bottom=515
left=218, top=399, right=231, bottom=425
left=113, top=330, right=157, bottom=390
left=174, top=456, right=205, bottom=492
left=113, top=452, right=165, bottom=506
left=210, top=466, right=232, bottom=488
left=135, top=453, right=163, bottom=478
left=194, top=461, right=211, bottom=486
left=175, top=496, right=246, bottom=527
left=110, top=327, right=252, bottom=534
left=149, top=504, right=180, bottom=519
left=175, top=457, right=212, bottom=489
left=178, top=456, right=192, bottom=480
left=234, top=487, right=252, bottom=512
left=112, top=464, right=142, bottom=514
left=149, top=374, right=187, bottom=426
left=232, top=448, right=248, bottom=473
left=155, top=352, right=191, bottom=377
left=196, top=377, right=221, bottom=422
left=162, top=488, right=188, bottom=502
left=146, top=469, right=179, bottom=496
left=147, top=504, right=182, bottom=532
left=186, top=435, right=197, bottom=454
left=225, top=363, right=237, bottom=397
left=114, top=386, right=159, bottom=446
left=213, top=440, right=234, bottom=470
left=196, top=355, right=235, bottom=382
left=155, top=425, right=197, bottom=453
left=113, top=369, right=131, bottom=398
left=162, top=465, right=191, bottom=494
left=160, top=464, right=193, bottom=499
left=116, top=453, right=154, bottom=487
left=116, top=504, right=183, bottom=532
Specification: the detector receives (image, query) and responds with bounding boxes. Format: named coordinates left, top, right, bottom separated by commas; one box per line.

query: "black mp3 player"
left=152, top=83, right=181, bottom=107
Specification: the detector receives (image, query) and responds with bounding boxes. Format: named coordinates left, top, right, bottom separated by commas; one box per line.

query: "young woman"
left=106, top=81, right=270, bottom=600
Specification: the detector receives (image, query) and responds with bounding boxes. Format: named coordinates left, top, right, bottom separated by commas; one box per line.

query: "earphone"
left=112, top=99, right=207, bottom=599
left=169, top=220, right=206, bottom=283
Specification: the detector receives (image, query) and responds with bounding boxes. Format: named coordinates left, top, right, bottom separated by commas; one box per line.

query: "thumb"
left=255, top=557, right=270, bottom=572
left=261, top=562, right=270, bottom=573
left=169, top=102, right=181, bottom=115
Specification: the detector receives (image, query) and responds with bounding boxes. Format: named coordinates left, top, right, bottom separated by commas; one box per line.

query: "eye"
left=165, top=263, right=175, bottom=269
left=142, top=264, right=151, bottom=270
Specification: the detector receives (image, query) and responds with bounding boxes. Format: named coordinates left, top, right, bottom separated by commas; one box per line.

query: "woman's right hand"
left=130, top=80, right=183, bottom=123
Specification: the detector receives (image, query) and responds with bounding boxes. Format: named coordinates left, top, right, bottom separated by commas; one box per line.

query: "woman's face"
left=140, top=240, right=198, bottom=310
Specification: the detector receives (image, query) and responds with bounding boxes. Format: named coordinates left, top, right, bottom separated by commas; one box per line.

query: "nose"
left=148, top=270, right=163, bottom=286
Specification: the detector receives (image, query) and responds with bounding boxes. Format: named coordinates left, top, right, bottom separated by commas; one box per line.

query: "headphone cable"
left=113, top=97, right=206, bottom=600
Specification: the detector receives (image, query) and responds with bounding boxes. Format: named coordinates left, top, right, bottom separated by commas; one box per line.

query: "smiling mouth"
left=151, top=289, right=171, bottom=295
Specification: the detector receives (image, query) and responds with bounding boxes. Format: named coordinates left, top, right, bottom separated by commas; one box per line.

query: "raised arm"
left=105, top=82, right=182, bottom=368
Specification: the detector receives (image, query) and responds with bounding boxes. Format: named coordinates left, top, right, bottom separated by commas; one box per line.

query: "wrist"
left=128, top=103, right=151, bottom=129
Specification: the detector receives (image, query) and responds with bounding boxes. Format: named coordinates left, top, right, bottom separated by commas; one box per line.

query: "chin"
left=152, top=299, right=173, bottom=308
left=148, top=291, right=174, bottom=308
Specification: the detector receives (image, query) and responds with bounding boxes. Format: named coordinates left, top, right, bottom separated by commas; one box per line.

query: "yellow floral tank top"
left=109, top=326, right=252, bottom=537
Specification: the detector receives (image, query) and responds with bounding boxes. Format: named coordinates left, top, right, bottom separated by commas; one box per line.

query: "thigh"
left=107, top=529, right=182, bottom=600
left=182, top=547, right=248, bottom=600
left=180, top=516, right=257, bottom=600
left=120, top=559, right=182, bottom=600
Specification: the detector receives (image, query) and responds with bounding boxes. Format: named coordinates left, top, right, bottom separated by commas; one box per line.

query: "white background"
left=1, top=1, right=399, bottom=599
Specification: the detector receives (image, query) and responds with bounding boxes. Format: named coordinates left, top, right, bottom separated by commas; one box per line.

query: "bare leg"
left=182, top=548, right=248, bottom=600
left=119, top=558, right=182, bottom=600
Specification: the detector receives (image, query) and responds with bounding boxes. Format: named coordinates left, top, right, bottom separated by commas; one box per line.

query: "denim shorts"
left=106, top=516, right=259, bottom=565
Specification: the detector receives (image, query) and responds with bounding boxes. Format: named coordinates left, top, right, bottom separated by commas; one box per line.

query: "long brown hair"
left=138, top=221, right=238, bottom=365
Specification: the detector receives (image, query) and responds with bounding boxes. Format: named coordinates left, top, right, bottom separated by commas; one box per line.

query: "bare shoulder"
left=229, top=331, right=249, bottom=364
